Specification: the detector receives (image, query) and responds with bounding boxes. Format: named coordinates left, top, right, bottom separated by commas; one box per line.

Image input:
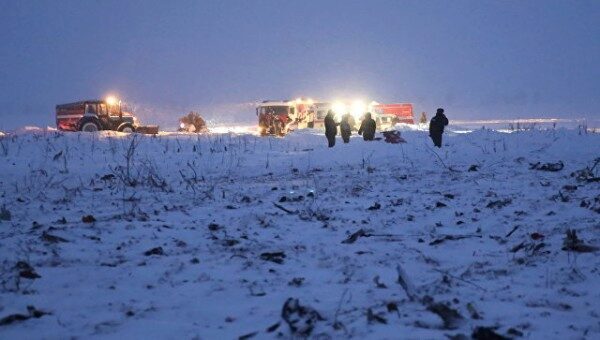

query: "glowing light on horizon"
left=106, top=96, right=119, bottom=106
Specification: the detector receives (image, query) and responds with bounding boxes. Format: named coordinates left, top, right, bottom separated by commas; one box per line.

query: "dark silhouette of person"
left=324, top=110, right=338, bottom=147
left=429, top=108, right=449, bottom=148
left=340, top=113, right=352, bottom=143
left=358, top=112, right=376, bottom=141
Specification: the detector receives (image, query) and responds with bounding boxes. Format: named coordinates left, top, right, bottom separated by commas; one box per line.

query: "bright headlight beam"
left=332, top=102, right=346, bottom=115
left=106, top=96, right=118, bottom=106
left=351, top=100, right=366, bottom=119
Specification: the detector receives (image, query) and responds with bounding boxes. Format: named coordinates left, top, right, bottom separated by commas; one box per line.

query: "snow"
left=0, top=127, right=599, bottom=338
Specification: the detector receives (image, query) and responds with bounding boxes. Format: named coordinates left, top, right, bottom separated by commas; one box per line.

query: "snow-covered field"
left=0, top=127, right=599, bottom=339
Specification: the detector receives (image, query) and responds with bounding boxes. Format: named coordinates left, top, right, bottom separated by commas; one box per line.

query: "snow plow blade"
left=136, top=125, right=159, bottom=134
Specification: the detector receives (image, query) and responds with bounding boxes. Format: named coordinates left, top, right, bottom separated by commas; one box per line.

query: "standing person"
left=419, top=112, right=427, bottom=125
left=358, top=112, right=376, bottom=141
left=340, top=113, right=352, bottom=143
left=324, top=110, right=337, bottom=147
left=429, top=108, right=449, bottom=148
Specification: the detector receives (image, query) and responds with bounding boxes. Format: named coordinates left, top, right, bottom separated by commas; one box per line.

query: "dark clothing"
left=429, top=112, right=449, bottom=148
left=327, top=134, right=336, bottom=147
left=430, top=133, right=442, bottom=147
left=324, top=113, right=337, bottom=148
left=358, top=116, right=376, bottom=141
left=340, top=114, right=352, bottom=143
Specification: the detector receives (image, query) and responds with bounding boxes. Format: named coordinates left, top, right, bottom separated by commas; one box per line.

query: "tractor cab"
left=80, top=99, right=135, bottom=132
left=56, top=97, right=152, bottom=133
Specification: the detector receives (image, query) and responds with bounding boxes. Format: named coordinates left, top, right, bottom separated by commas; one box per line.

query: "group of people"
left=323, top=108, right=449, bottom=148
left=324, top=110, right=377, bottom=147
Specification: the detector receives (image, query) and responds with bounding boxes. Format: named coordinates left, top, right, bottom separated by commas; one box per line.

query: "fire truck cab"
left=256, top=98, right=314, bottom=135
left=256, top=101, right=295, bottom=136
left=308, top=102, right=331, bottom=130
left=371, top=103, right=414, bottom=125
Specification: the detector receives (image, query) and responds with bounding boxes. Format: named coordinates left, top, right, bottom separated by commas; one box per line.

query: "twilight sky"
left=0, top=0, right=598, bottom=129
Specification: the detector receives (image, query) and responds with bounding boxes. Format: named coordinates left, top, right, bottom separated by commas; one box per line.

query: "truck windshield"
left=260, top=106, right=289, bottom=115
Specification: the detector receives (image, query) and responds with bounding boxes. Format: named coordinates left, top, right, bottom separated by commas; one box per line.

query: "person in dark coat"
left=429, top=108, right=449, bottom=148
left=358, top=112, right=376, bottom=141
left=340, top=113, right=352, bottom=143
left=324, top=110, right=338, bottom=147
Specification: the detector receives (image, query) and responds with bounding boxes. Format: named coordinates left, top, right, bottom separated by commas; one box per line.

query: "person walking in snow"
left=358, top=112, right=376, bottom=141
left=429, top=108, right=449, bottom=148
left=419, top=112, right=427, bottom=124
left=340, top=113, right=352, bottom=143
left=324, top=110, right=338, bottom=147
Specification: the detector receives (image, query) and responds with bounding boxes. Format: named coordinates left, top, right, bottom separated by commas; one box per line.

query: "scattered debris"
left=368, top=202, right=381, bottom=210
left=373, top=275, right=387, bottom=289
left=343, top=229, right=367, bottom=244
left=562, top=229, right=598, bottom=253
left=15, top=261, right=41, bottom=279
left=208, top=223, right=221, bottom=231
left=429, top=234, right=482, bottom=246
left=144, top=247, right=165, bottom=256
left=382, top=130, right=406, bottom=144
left=273, top=203, right=297, bottom=215
left=505, top=225, right=519, bottom=238
left=0, top=206, right=11, bottom=221
left=580, top=195, right=600, bottom=214
left=570, top=157, right=600, bottom=182
left=342, top=229, right=402, bottom=244
left=486, top=199, right=512, bottom=209
left=41, top=231, right=69, bottom=243
left=367, top=308, right=388, bottom=324
left=281, top=298, right=324, bottom=337
left=279, top=195, right=304, bottom=203
left=396, top=264, right=418, bottom=301
left=529, top=161, right=564, bottom=172
left=436, top=201, right=447, bottom=208
left=386, top=302, right=399, bottom=314
left=222, top=239, right=239, bottom=247
left=82, top=215, right=96, bottom=223
left=260, top=251, right=286, bottom=264
left=288, top=277, right=305, bottom=287
left=266, top=322, right=280, bottom=332
left=427, top=302, right=464, bottom=330
left=466, top=302, right=481, bottom=319
left=471, top=326, right=509, bottom=340
left=238, top=331, right=258, bottom=339
left=507, top=327, right=524, bottom=337
left=530, top=232, right=544, bottom=240
left=0, top=306, right=50, bottom=326
left=100, top=173, right=116, bottom=181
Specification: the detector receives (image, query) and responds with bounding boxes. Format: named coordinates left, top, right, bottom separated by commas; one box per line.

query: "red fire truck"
left=371, top=103, right=414, bottom=124
left=256, top=98, right=313, bottom=135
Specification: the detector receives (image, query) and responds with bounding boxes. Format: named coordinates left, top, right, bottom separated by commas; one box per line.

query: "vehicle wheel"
left=79, top=120, right=100, bottom=132
left=118, top=124, right=135, bottom=133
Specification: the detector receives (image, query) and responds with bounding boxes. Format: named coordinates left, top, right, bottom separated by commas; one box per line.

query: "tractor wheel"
left=79, top=119, right=101, bottom=132
left=118, top=123, right=135, bottom=133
